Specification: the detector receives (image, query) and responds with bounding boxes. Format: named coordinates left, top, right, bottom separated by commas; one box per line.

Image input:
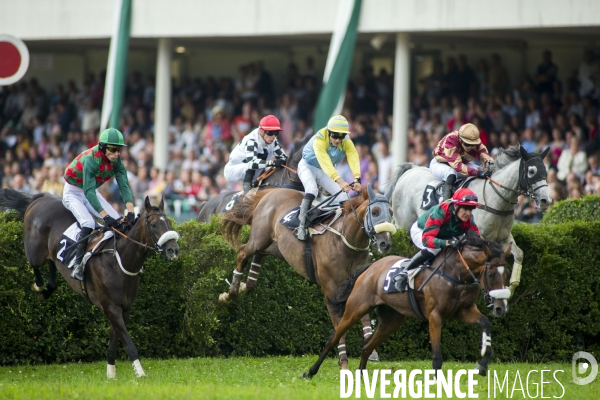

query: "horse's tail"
left=329, top=263, right=373, bottom=317
left=388, top=163, right=415, bottom=192
left=0, top=189, right=45, bottom=220
left=221, top=189, right=274, bottom=247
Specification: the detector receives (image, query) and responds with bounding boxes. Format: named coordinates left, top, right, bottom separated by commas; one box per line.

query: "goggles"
left=329, top=132, right=347, bottom=140
left=106, top=146, right=122, bottom=154
left=264, top=130, right=280, bottom=137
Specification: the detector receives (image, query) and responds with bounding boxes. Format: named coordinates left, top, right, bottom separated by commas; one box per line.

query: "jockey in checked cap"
left=295, top=115, right=362, bottom=241
left=393, top=188, right=481, bottom=291
left=62, top=127, right=136, bottom=281
left=430, top=123, right=495, bottom=201
left=224, top=114, right=288, bottom=193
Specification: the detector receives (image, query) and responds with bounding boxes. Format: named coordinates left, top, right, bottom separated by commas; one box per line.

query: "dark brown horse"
left=302, top=234, right=511, bottom=379
left=196, top=134, right=310, bottom=223
left=220, top=184, right=397, bottom=368
left=0, top=189, right=180, bottom=378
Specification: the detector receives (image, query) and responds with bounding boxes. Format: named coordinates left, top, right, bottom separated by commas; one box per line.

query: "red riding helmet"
left=452, top=188, right=480, bottom=207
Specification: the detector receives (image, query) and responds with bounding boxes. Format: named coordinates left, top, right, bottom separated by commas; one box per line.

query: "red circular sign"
left=0, top=42, right=22, bottom=78
left=0, top=35, right=29, bottom=86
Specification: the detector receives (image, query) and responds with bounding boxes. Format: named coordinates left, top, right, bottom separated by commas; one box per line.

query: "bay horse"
left=303, top=234, right=511, bottom=379
left=0, top=189, right=180, bottom=379
left=196, top=134, right=310, bottom=223
left=220, top=184, right=397, bottom=368
left=390, top=146, right=549, bottom=297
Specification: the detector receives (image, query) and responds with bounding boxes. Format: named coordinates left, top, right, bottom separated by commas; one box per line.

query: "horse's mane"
left=464, top=232, right=503, bottom=260
left=489, top=146, right=522, bottom=172
left=289, top=132, right=314, bottom=161
left=341, top=190, right=368, bottom=212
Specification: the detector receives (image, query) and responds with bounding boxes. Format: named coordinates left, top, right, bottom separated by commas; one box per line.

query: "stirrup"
left=295, top=227, right=309, bottom=241
left=71, top=264, right=85, bottom=281
left=394, top=273, right=408, bottom=293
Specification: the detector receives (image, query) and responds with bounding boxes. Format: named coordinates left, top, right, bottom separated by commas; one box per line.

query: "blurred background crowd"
left=2, top=49, right=600, bottom=223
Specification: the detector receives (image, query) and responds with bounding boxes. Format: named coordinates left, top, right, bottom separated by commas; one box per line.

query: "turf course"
left=0, top=357, right=596, bottom=399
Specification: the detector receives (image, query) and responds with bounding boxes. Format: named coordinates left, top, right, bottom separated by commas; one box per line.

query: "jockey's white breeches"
left=297, top=159, right=349, bottom=202
left=62, top=183, right=121, bottom=229
left=430, top=158, right=480, bottom=181
left=223, top=161, right=262, bottom=183
left=410, top=221, right=441, bottom=256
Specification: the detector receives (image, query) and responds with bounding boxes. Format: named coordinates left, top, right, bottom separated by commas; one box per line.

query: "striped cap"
left=259, top=115, right=282, bottom=131
left=99, top=128, right=127, bottom=146
left=327, top=115, right=350, bottom=134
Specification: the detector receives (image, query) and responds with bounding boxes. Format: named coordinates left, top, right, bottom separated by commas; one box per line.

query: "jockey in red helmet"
left=393, top=188, right=481, bottom=291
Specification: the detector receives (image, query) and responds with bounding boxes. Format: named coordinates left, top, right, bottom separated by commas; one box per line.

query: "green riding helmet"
left=99, top=128, right=127, bottom=147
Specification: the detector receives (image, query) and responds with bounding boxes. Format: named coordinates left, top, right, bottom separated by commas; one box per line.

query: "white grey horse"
left=390, top=146, right=550, bottom=297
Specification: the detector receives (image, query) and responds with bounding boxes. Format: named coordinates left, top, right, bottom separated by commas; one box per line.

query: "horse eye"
left=528, top=166, right=537, bottom=178
left=372, top=207, right=381, bottom=217
left=151, top=223, right=157, bottom=228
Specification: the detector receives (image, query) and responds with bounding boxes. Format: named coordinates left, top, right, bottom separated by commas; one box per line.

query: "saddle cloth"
left=420, top=176, right=477, bottom=210
left=57, top=222, right=114, bottom=269
left=279, top=203, right=339, bottom=230
left=221, top=190, right=244, bottom=213
left=382, top=259, right=423, bottom=294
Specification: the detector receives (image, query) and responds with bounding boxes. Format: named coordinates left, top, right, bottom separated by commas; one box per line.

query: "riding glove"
left=103, top=215, right=119, bottom=228
left=274, top=158, right=286, bottom=167
left=477, top=170, right=491, bottom=179
left=448, top=239, right=462, bottom=249
left=127, top=212, right=136, bottom=226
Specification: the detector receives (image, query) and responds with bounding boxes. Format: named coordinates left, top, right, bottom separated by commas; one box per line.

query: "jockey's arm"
left=343, top=138, right=362, bottom=182
left=272, top=139, right=288, bottom=160
left=82, top=157, right=105, bottom=215
left=313, top=136, right=340, bottom=181
left=244, top=138, right=268, bottom=171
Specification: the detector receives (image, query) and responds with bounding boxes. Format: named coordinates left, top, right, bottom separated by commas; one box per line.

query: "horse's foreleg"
left=106, top=326, right=118, bottom=379
left=326, top=305, right=349, bottom=370
left=505, top=234, right=524, bottom=297
left=219, top=245, right=248, bottom=303
left=359, top=306, right=405, bottom=370
left=41, top=260, right=58, bottom=300
left=359, top=314, right=380, bottom=362
left=428, top=310, right=443, bottom=374
left=458, top=305, right=491, bottom=376
left=240, top=254, right=262, bottom=294
left=105, top=306, right=145, bottom=378
left=32, top=268, right=45, bottom=293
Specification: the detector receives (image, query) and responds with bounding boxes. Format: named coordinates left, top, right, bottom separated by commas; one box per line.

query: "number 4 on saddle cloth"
left=421, top=176, right=477, bottom=210
left=279, top=202, right=340, bottom=231
left=56, top=222, right=115, bottom=269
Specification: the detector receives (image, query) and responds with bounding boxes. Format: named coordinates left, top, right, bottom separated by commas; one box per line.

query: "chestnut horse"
left=220, top=184, right=397, bottom=368
left=303, top=233, right=511, bottom=379
left=0, top=189, right=180, bottom=378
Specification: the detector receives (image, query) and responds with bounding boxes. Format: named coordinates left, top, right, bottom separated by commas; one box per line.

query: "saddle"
left=58, top=222, right=115, bottom=269
left=279, top=201, right=339, bottom=231
left=420, top=176, right=477, bottom=210
left=382, top=259, right=425, bottom=294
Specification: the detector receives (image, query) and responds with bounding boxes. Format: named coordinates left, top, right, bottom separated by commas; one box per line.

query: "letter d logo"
left=572, top=351, right=598, bottom=385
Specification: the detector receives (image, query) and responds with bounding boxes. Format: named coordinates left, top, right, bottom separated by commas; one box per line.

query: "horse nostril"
left=495, top=307, right=503, bottom=315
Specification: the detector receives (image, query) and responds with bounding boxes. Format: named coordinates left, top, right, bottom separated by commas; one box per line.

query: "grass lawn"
left=0, top=357, right=597, bottom=399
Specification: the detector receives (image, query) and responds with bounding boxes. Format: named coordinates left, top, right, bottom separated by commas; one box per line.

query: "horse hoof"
left=368, top=351, right=380, bottom=362
left=239, top=282, right=247, bottom=295
left=301, top=372, right=312, bottom=380
left=218, top=293, right=231, bottom=304
left=31, top=283, right=45, bottom=293
left=474, top=364, right=487, bottom=376
left=107, top=364, right=116, bottom=379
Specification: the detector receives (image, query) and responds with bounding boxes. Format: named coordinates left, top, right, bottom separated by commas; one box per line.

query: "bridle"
left=347, top=194, right=396, bottom=243
left=480, top=157, right=548, bottom=215
left=110, top=209, right=179, bottom=253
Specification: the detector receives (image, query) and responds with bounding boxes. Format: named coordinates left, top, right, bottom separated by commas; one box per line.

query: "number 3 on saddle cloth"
left=56, top=222, right=115, bottom=269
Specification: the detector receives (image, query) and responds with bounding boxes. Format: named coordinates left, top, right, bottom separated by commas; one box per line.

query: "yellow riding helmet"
left=326, top=115, right=350, bottom=134
left=458, top=123, right=481, bottom=145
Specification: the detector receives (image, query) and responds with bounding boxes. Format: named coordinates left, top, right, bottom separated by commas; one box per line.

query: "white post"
left=392, top=32, right=410, bottom=166
left=154, top=38, right=172, bottom=172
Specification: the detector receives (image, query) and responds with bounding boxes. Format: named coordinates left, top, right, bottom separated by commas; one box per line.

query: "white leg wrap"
left=132, top=359, right=146, bottom=377
left=510, top=262, right=522, bottom=285
left=338, top=344, right=347, bottom=356
left=481, top=333, right=492, bottom=357
left=107, top=364, right=116, bottom=379
left=363, top=326, right=373, bottom=338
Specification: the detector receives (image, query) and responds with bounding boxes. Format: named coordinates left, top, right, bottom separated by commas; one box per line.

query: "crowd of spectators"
left=1, top=49, right=600, bottom=223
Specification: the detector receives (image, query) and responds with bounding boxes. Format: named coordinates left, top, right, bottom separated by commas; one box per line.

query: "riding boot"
left=71, top=227, right=94, bottom=281
left=393, top=249, right=433, bottom=292
left=295, top=193, right=315, bottom=241
left=242, top=169, right=254, bottom=194
left=443, top=174, right=457, bottom=201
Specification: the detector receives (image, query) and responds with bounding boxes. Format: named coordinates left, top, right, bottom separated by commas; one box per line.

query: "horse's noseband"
left=482, top=261, right=510, bottom=305
left=144, top=211, right=180, bottom=253
left=364, top=198, right=396, bottom=242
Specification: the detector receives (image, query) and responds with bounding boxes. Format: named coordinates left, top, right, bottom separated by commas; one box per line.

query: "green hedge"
left=0, top=212, right=598, bottom=365
left=542, top=195, right=600, bottom=224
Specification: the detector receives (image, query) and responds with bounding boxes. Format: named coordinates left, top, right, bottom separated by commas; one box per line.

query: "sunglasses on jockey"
left=263, top=130, right=280, bottom=137
left=328, top=131, right=347, bottom=140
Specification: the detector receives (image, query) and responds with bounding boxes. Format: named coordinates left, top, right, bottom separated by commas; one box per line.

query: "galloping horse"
left=303, top=234, right=511, bottom=379
left=196, top=134, right=310, bottom=223
left=391, top=146, right=549, bottom=296
left=0, top=189, right=180, bottom=378
left=220, top=185, right=397, bottom=368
